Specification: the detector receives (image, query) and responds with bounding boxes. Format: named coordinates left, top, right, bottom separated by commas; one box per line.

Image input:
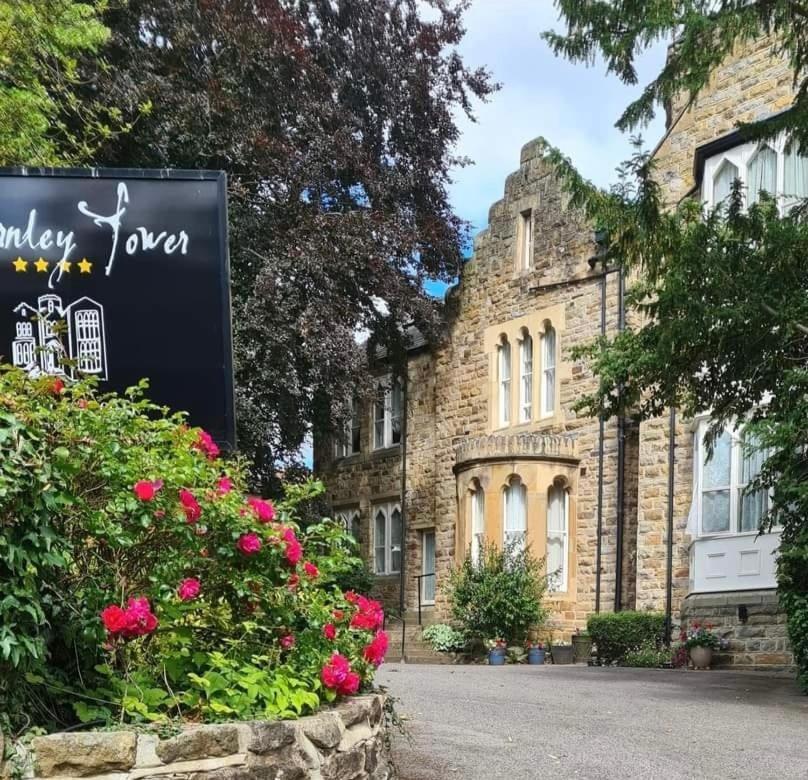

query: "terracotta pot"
left=689, top=646, right=713, bottom=670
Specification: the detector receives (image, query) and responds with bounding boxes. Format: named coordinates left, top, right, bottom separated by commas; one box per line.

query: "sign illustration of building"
left=11, top=294, right=108, bottom=380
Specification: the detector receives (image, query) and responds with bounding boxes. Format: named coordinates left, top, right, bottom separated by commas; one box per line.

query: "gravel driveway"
left=377, top=663, right=808, bottom=780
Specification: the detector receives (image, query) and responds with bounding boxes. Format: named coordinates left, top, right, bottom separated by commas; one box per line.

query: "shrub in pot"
left=683, top=623, right=720, bottom=669
left=487, top=638, right=507, bottom=665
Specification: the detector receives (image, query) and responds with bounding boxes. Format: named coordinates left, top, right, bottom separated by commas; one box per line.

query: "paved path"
left=377, top=663, right=808, bottom=780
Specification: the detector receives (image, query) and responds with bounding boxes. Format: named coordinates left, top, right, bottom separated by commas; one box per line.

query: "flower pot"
left=689, top=646, right=713, bottom=670
left=488, top=647, right=506, bottom=666
left=572, top=634, right=592, bottom=663
left=551, top=644, right=574, bottom=665
left=527, top=648, right=546, bottom=665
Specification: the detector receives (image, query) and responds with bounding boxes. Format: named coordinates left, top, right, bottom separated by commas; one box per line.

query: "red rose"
left=179, top=488, right=202, bottom=524
left=303, top=561, right=319, bottom=578
left=287, top=573, right=300, bottom=591
left=177, top=578, right=201, bottom=601
left=122, top=597, right=158, bottom=638
left=321, top=653, right=351, bottom=689
left=247, top=497, right=275, bottom=523
left=338, top=671, right=361, bottom=696
left=217, top=477, right=233, bottom=494
left=280, top=634, right=296, bottom=650
left=323, top=623, right=337, bottom=640
left=192, top=430, right=220, bottom=459
left=349, top=596, right=384, bottom=632
left=284, top=536, right=302, bottom=566
left=101, top=604, right=128, bottom=635
left=363, top=630, right=389, bottom=667
left=51, top=378, right=65, bottom=395
left=237, top=532, right=262, bottom=556
left=134, top=479, right=163, bottom=501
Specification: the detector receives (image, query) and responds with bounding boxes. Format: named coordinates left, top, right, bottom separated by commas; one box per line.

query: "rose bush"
left=0, top=366, right=387, bottom=731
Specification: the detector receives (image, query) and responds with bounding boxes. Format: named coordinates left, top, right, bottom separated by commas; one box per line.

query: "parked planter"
left=550, top=643, right=574, bottom=665
left=572, top=634, right=592, bottom=663
left=488, top=647, right=506, bottom=665
left=689, top=646, right=713, bottom=670
left=527, top=647, right=546, bottom=665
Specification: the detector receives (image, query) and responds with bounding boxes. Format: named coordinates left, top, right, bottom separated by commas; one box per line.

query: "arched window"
left=547, top=483, right=568, bottom=592
left=373, top=501, right=402, bottom=574
left=747, top=145, right=777, bottom=206
left=784, top=140, right=808, bottom=204
left=541, top=326, right=556, bottom=417
left=373, top=377, right=403, bottom=450
left=373, top=383, right=386, bottom=449
left=471, top=482, right=485, bottom=565
left=713, top=159, right=739, bottom=207
left=374, top=507, right=387, bottom=574
left=498, top=338, right=511, bottom=426
left=503, top=477, right=527, bottom=554
left=519, top=331, right=533, bottom=423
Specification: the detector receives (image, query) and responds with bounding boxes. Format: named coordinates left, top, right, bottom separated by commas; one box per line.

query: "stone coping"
left=3, top=695, right=391, bottom=780
left=454, top=432, right=578, bottom=469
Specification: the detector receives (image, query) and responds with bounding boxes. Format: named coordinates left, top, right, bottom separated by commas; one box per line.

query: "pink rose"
left=321, top=653, right=351, bottom=689
left=134, top=480, right=163, bottom=501
left=362, top=630, right=389, bottom=667
left=338, top=671, right=361, bottom=696
left=303, top=561, right=319, bottom=578
left=179, top=488, right=202, bottom=524
left=217, top=477, right=233, bottom=494
left=237, top=532, right=262, bottom=556
left=323, top=623, right=337, bottom=640
left=280, top=634, right=296, bottom=650
left=247, top=496, right=275, bottom=523
left=193, top=430, right=220, bottom=459
left=177, top=578, right=201, bottom=601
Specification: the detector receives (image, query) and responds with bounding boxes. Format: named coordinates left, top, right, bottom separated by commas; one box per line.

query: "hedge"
left=587, top=611, right=666, bottom=665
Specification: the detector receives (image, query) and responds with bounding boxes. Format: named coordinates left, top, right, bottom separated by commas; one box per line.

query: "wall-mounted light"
left=738, top=604, right=748, bottom=624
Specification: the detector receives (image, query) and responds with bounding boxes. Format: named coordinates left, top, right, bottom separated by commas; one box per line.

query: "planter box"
left=551, top=644, right=574, bottom=664
left=572, top=635, right=592, bottom=663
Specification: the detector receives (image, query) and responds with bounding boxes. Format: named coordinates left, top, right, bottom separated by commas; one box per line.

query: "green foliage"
left=447, top=541, right=548, bottom=644
left=587, top=612, right=666, bottom=665
left=0, top=0, right=131, bottom=166
left=421, top=624, right=466, bottom=654
left=0, top=366, right=386, bottom=731
left=683, top=625, right=720, bottom=651
left=622, top=644, right=671, bottom=669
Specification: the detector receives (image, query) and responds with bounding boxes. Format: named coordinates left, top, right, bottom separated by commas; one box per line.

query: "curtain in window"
left=390, top=381, right=402, bottom=444
left=747, top=146, right=777, bottom=206
left=471, top=486, right=485, bottom=565
left=499, top=341, right=511, bottom=425
left=713, top=160, right=739, bottom=206
left=390, top=507, right=402, bottom=573
left=542, top=327, right=556, bottom=415
left=740, top=434, right=768, bottom=532
left=374, top=508, right=387, bottom=573
left=504, top=480, right=527, bottom=553
left=547, top=485, right=567, bottom=592
left=701, top=430, right=732, bottom=533
left=784, top=141, right=808, bottom=202
left=520, top=334, right=533, bottom=422
left=373, top=386, right=386, bottom=449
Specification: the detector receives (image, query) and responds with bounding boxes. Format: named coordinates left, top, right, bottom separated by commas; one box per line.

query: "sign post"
left=0, top=168, right=235, bottom=447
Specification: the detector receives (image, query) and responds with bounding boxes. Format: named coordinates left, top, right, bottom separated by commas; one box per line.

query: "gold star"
left=34, top=257, right=49, bottom=273
left=12, top=257, right=28, bottom=272
left=77, top=258, right=93, bottom=274
left=58, top=260, right=71, bottom=273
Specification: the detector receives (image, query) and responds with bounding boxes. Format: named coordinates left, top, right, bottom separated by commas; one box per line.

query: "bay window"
left=519, top=332, right=533, bottom=423
left=503, top=477, right=527, bottom=554
left=471, top=482, right=485, bottom=565
left=547, top=484, right=569, bottom=592
left=498, top=338, right=511, bottom=426
left=541, top=326, right=556, bottom=417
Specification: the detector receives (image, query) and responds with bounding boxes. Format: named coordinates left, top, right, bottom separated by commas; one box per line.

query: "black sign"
left=0, top=168, right=235, bottom=446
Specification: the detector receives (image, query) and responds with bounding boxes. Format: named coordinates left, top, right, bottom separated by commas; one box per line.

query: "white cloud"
left=450, top=0, right=669, bottom=233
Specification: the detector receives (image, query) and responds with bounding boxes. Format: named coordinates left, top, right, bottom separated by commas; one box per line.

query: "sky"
left=424, top=0, right=669, bottom=297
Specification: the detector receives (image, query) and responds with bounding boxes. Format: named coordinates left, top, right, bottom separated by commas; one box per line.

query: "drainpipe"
left=614, top=267, right=626, bottom=613
left=398, top=371, right=409, bottom=622
left=665, top=406, right=676, bottom=645
left=595, top=272, right=606, bottom=613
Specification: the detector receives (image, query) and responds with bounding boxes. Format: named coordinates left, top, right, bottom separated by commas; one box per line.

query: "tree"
left=544, top=2, right=808, bottom=690
left=87, top=0, right=494, bottom=491
left=0, top=0, right=127, bottom=166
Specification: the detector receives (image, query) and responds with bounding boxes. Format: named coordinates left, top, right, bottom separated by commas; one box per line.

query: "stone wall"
left=681, top=591, right=794, bottom=671
left=4, top=696, right=392, bottom=780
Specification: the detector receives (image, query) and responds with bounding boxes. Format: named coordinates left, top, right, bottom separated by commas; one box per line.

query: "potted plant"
left=487, top=638, right=507, bottom=665
left=526, top=641, right=546, bottom=665
left=572, top=628, right=592, bottom=663
left=684, top=623, right=720, bottom=669
left=550, top=641, right=574, bottom=664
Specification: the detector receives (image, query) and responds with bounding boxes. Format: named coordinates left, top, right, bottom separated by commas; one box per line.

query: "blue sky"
left=424, top=1, right=668, bottom=298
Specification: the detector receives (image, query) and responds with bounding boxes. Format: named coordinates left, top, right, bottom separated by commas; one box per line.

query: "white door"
left=422, top=531, right=436, bottom=605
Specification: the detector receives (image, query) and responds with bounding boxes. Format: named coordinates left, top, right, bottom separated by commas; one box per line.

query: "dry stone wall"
left=3, top=696, right=392, bottom=780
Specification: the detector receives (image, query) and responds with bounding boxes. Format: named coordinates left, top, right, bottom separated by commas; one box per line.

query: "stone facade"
left=3, top=696, right=392, bottom=780
left=316, top=38, right=795, bottom=666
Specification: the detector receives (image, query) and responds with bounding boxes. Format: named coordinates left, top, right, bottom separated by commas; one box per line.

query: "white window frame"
left=373, top=501, right=402, bottom=574
left=541, top=326, right=556, bottom=418
left=421, top=530, right=436, bottom=605
left=335, top=508, right=360, bottom=540
left=503, top=478, right=527, bottom=554
left=372, top=377, right=403, bottom=450
left=519, top=332, right=533, bottom=423
left=694, top=419, right=770, bottom=538
left=701, top=133, right=808, bottom=213
left=546, top=485, right=569, bottom=593
left=498, top=339, right=511, bottom=427
left=470, top=484, right=485, bottom=565
left=520, top=209, right=533, bottom=270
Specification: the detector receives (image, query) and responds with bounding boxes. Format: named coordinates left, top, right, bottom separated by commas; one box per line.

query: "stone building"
left=315, top=39, right=795, bottom=669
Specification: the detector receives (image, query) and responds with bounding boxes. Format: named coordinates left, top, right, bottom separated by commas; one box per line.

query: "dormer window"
left=373, top=377, right=403, bottom=450
left=784, top=141, right=808, bottom=203
left=713, top=159, right=739, bottom=207
left=520, top=210, right=533, bottom=270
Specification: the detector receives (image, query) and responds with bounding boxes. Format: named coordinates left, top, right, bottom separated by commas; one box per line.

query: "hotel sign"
left=0, top=168, right=235, bottom=446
